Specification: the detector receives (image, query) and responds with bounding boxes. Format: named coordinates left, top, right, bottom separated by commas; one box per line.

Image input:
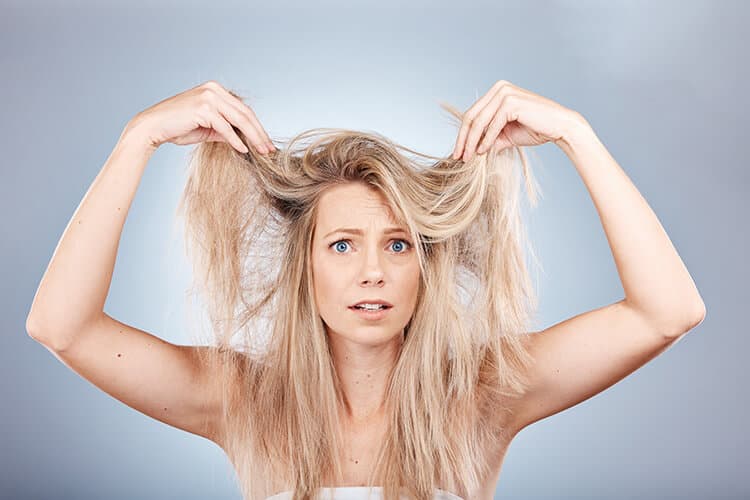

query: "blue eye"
left=329, top=239, right=412, bottom=254
left=390, top=239, right=410, bottom=253
left=332, top=240, right=350, bottom=253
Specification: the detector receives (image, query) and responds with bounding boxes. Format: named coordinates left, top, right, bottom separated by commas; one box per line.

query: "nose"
left=359, top=244, right=385, bottom=286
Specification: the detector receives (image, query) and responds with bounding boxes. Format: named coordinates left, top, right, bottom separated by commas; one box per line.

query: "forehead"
left=316, top=183, right=400, bottom=228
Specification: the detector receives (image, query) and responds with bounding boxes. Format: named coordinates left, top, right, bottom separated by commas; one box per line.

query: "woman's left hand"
left=452, top=80, right=591, bottom=161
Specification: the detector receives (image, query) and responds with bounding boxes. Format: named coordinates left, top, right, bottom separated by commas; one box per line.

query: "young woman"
left=26, top=80, right=705, bottom=500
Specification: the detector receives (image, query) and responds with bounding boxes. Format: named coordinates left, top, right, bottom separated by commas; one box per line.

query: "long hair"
left=175, top=89, right=542, bottom=500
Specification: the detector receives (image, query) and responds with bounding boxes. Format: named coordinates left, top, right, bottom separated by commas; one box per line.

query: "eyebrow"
left=323, top=227, right=408, bottom=239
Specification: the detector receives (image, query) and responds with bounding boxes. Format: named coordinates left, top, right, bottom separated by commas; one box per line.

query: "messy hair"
left=176, top=90, right=541, bottom=500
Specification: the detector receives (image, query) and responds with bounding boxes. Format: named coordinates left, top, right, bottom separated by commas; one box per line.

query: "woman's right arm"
left=26, top=119, right=156, bottom=343
left=25, top=81, right=272, bottom=445
left=27, top=80, right=272, bottom=341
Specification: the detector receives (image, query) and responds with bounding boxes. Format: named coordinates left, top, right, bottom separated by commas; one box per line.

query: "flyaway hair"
left=175, top=90, right=543, bottom=500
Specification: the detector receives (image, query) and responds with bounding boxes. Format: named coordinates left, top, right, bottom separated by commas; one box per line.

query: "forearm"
left=27, top=119, right=156, bottom=342
left=557, top=123, right=706, bottom=334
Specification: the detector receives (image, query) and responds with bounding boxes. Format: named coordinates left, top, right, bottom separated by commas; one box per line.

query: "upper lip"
left=350, top=299, right=393, bottom=308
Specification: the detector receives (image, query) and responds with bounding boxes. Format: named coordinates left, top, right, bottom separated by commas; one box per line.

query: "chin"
left=331, top=326, right=404, bottom=346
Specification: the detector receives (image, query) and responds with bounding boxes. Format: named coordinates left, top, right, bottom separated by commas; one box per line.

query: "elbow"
left=26, top=313, right=44, bottom=340
left=625, top=295, right=706, bottom=339
left=663, top=301, right=706, bottom=339
left=25, top=313, right=79, bottom=351
left=688, top=301, right=707, bottom=330
left=692, top=300, right=707, bottom=322
left=26, top=314, right=57, bottom=348
left=26, top=302, right=51, bottom=341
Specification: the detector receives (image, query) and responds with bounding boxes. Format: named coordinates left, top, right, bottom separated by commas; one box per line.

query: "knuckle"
left=497, top=92, right=513, bottom=109
left=495, top=87, right=510, bottom=102
left=202, top=80, right=222, bottom=90
left=476, top=108, right=492, bottom=123
left=197, top=101, right=214, bottom=117
left=199, top=88, right=220, bottom=105
left=504, top=94, right=520, bottom=106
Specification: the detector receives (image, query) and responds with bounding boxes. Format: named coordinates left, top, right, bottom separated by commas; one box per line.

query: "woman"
left=26, top=80, right=705, bottom=500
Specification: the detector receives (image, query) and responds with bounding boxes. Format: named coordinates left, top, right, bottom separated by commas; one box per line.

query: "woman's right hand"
left=126, top=80, right=275, bottom=155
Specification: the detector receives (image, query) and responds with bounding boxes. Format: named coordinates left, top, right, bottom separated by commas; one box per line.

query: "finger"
left=216, top=98, right=269, bottom=154
left=216, top=88, right=275, bottom=151
left=237, top=102, right=275, bottom=152
left=207, top=110, right=250, bottom=154
left=452, top=82, right=509, bottom=160
left=212, top=88, right=271, bottom=153
left=476, top=94, right=515, bottom=155
left=463, top=90, right=509, bottom=161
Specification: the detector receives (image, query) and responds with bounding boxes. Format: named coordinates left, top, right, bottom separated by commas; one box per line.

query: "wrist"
left=119, top=114, right=159, bottom=155
left=554, top=113, right=600, bottom=158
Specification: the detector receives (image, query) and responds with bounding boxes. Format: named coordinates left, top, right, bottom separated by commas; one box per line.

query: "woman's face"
left=311, top=182, right=420, bottom=347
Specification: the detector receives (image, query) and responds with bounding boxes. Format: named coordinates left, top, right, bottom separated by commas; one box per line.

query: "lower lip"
left=348, top=306, right=392, bottom=320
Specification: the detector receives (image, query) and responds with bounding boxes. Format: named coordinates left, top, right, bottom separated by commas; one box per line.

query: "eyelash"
left=329, top=238, right=412, bottom=254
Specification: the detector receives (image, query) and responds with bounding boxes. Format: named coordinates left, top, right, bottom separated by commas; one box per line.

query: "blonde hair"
left=176, top=90, right=542, bottom=500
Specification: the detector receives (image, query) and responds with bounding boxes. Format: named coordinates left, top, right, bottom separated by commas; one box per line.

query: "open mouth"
left=349, top=305, right=392, bottom=311
left=348, top=304, right=393, bottom=319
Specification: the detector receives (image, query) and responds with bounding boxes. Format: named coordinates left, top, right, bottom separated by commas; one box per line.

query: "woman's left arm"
left=553, top=124, right=706, bottom=329
left=452, top=80, right=706, bottom=433
left=453, top=79, right=706, bottom=331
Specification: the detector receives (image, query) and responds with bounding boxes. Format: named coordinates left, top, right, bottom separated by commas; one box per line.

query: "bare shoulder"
left=30, top=313, right=247, bottom=446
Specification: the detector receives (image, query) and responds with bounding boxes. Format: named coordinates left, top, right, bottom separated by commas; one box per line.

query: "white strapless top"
left=265, top=486, right=464, bottom=500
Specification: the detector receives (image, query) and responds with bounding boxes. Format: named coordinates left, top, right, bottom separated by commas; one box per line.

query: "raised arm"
left=26, top=119, right=156, bottom=342
left=25, top=80, right=273, bottom=444
left=453, top=80, right=705, bottom=434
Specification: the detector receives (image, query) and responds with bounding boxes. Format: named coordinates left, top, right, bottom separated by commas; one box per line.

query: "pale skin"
left=26, top=80, right=705, bottom=486
left=311, top=182, right=421, bottom=427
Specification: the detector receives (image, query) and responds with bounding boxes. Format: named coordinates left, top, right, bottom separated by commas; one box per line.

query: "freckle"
left=366, top=374, right=371, bottom=378
left=117, top=353, right=121, bottom=357
left=164, top=407, right=167, bottom=411
left=117, top=207, right=121, bottom=211
left=354, top=460, right=358, bottom=464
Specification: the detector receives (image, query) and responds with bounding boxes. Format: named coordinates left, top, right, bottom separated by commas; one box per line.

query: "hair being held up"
left=175, top=81, right=543, bottom=500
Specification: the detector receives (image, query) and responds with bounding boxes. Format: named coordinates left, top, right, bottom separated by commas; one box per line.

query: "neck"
left=328, top=331, right=402, bottom=422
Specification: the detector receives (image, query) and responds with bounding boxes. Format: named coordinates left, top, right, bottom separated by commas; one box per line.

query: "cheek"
left=398, top=266, right=421, bottom=311
left=312, top=260, right=344, bottom=308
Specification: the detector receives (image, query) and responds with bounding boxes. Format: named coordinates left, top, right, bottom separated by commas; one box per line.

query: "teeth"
left=355, top=304, right=386, bottom=310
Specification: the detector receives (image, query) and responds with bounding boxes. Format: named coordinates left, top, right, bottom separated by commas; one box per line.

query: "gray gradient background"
left=2, top=0, right=746, bottom=499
